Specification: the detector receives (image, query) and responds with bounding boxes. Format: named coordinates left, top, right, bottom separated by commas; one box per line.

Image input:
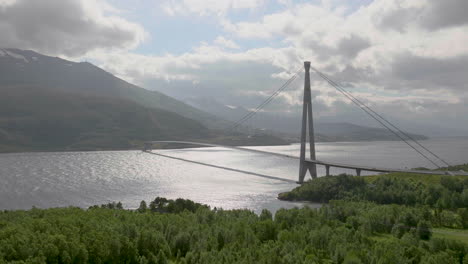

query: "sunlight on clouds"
left=0, top=0, right=15, bottom=6
left=161, top=0, right=265, bottom=16
left=271, top=71, right=295, bottom=80
left=214, top=36, right=240, bottom=49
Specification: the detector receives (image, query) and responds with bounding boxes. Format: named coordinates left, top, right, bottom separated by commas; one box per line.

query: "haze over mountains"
left=0, top=48, right=427, bottom=152
left=187, top=97, right=427, bottom=142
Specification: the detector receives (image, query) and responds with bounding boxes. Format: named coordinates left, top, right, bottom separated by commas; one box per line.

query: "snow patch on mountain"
left=0, top=48, right=30, bottom=62
left=4, top=49, right=29, bottom=63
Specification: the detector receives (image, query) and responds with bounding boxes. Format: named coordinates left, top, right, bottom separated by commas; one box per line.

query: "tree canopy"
left=0, top=196, right=466, bottom=263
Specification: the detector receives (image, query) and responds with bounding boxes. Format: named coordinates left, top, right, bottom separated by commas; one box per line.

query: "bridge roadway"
left=145, top=141, right=468, bottom=177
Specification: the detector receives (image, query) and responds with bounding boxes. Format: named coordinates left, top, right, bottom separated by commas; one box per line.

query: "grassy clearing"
left=370, top=233, right=395, bottom=243
left=365, top=172, right=468, bottom=185
left=364, top=163, right=468, bottom=184
left=370, top=228, right=468, bottom=246
left=433, top=228, right=468, bottom=245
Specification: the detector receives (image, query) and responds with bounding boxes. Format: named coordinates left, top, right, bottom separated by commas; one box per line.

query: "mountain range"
left=0, top=48, right=285, bottom=152
left=0, top=48, right=223, bottom=128
left=0, top=48, right=426, bottom=152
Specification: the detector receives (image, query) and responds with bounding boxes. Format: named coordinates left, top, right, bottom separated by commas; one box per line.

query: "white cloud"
left=88, top=0, right=468, bottom=126
left=0, top=0, right=147, bottom=56
left=0, top=0, right=15, bottom=6
left=161, top=0, right=265, bottom=16
left=271, top=71, right=295, bottom=80
left=87, top=43, right=297, bottom=85
left=214, top=36, right=240, bottom=49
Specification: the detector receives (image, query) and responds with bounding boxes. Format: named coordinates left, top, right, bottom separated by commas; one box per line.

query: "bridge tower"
left=298, top=61, right=317, bottom=183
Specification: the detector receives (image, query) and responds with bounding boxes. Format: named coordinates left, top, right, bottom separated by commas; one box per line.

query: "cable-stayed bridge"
left=144, top=62, right=468, bottom=183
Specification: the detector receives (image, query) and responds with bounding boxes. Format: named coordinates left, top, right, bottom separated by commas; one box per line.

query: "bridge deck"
left=145, top=141, right=468, bottom=176
left=305, top=159, right=467, bottom=175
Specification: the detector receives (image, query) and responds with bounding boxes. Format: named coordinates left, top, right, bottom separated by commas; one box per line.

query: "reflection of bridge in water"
left=144, top=62, right=468, bottom=183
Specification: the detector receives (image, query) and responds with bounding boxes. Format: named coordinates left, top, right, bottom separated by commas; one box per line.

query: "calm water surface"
left=0, top=137, right=467, bottom=212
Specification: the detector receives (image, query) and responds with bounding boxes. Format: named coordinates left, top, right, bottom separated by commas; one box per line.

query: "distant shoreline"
left=0, top=137, right=444, bottom=155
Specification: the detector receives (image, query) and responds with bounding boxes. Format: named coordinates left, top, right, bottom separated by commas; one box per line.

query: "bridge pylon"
left=298, top=61, right=317, bottom=183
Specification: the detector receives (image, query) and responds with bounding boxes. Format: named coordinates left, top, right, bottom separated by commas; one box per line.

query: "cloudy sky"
left=1, top=0, right=467, bottom=135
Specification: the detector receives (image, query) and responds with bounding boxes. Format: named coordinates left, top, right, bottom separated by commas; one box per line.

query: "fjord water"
left=1, top=137, right=467, bottom=212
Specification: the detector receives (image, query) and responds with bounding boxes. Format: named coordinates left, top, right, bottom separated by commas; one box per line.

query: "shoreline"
left=0, top=137, right=440, bottom=155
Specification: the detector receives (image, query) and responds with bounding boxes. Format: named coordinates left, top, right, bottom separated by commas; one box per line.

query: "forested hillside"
left=278, top=170, right=468, bottom=248
left=0, top=48, right=224, bottom=129
left=279, top=173, right=468, bottom=210
left=279, top=169, right=468, bottom=263
left=0, top=48, right=291, bottom=152
left=0, top=86, right=209, bottom=152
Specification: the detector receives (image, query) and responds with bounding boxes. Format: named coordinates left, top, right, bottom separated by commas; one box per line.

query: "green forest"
left=279, top=173, right=468, bottom=210
left=1, top=188, right=467, bottom=263
left=279, top=167, right=468, bottom=229
left=1, top=165, right=468, bottom=263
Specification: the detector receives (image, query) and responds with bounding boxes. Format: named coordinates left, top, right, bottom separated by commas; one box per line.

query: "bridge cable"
left=227, top=70, right=300, bottom=131
left=311, top=67, right=451, bottom=168
left=226, top=68, right=302, bottom=131
left=328, top=73, right=452, bottom=168
left=145, top=150, right=296, bottom=183
left=310, top=66, right=449, bottom=168
left=311, top=67, right=442, bottom=168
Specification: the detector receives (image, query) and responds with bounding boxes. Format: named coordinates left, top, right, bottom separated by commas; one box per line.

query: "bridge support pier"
left=356, top=168, right=361, bottom=176
left=298, top=61, right=318, bottom=184
left=325, top=165, right=330, bottom=176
